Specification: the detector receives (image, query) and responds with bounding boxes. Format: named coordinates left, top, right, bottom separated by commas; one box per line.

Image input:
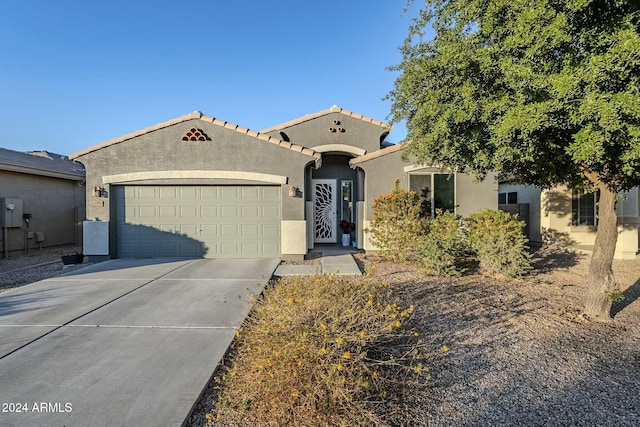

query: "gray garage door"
left=115, top=186, right=281, bottom=258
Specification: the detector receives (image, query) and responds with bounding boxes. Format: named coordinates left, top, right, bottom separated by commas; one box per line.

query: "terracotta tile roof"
left=349, top=142, right=406, bottom=165
left=0, top=148, right=85, bottom=180
left=260, top=105, right=392, bottom=133
left=69, top=111, right=321, bottom=163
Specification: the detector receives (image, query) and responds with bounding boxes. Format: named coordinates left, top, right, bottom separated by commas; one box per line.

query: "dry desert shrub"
left=213, top=272, right=428, bottom=426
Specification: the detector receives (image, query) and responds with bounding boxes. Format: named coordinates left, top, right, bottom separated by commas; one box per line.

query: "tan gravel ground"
left=0, top=245, right=85, bottom=292
left=188, top=246, right=640, bottom=426
left=2, top=245, right=638, bottom=426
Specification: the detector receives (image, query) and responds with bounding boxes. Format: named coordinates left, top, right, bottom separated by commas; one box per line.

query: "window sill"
left=570, top=225, right=597, bottom=232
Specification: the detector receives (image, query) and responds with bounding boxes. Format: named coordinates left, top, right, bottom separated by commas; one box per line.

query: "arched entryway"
left=305, top=154, right=364, bottom=248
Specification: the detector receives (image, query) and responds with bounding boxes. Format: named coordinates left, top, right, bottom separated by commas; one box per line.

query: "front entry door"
left=313, top=179, right=337, bottom=243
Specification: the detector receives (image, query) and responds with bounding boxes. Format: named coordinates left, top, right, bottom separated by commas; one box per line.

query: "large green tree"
left=389, top=0, right=640, bottom=320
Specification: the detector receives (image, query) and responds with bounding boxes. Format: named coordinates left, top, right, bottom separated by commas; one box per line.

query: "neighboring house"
left=499, top=182, right=639, bottom=259
left=0, top=148, right=86, bottom=258
left=70, top=106, right=497, bottom=261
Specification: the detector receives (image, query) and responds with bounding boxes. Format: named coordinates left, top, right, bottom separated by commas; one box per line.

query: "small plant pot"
left=61, top=253, right=83, bottom=265
left=341, top=234, right=351, bottom=247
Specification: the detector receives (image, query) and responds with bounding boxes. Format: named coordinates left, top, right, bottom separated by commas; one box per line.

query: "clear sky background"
left=0, top=1, right=427, bottom=156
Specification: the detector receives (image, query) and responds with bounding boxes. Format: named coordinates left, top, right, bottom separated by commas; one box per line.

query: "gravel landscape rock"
left=189, top=247, right=640, bottom=426
left=2, top=245, right=638, bottom=426
left=0, top=245, right=85, bottom=292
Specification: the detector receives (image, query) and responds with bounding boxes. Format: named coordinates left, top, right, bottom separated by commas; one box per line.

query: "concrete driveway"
left=0, top=258, right=279, bottom=427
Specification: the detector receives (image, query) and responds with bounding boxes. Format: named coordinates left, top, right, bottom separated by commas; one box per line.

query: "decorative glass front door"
left=313, top=179, right=337, bottom=243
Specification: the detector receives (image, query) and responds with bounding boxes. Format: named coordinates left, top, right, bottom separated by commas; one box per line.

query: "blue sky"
left=0, top=1, right=426, bottom=156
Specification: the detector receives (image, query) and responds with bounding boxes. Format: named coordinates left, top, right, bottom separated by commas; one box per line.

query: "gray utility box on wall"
left=1, top=198, right=24, bottom=228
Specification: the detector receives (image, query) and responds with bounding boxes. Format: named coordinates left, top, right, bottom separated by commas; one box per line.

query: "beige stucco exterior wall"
left=541, top=186, right=639, bottom=259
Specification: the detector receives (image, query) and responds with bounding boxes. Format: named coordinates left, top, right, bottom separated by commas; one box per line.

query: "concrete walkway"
left=275, top=245, right=362, bottom=276
left=0, top=258, right=279, bottom=427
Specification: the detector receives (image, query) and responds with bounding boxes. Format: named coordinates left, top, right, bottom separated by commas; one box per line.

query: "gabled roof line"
left=69, top=111, right=322, bottom=164
left=349, top=142, right=405, bottom=165
left=260, top=105, right=392, bottom=134
left=0, top=147, right=85, bottom=181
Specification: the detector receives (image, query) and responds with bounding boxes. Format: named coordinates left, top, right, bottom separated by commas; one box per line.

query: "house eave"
left=0, top=163, right=85, bottom=181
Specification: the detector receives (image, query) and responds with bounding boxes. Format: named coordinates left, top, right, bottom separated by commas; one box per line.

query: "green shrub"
left=418, top=210, right=466, bottom=277
left=213, top=273, right=426, bottom=426
left=467, top=209, right=532, bottom=278
left=367, top=179, right=427, bottom=262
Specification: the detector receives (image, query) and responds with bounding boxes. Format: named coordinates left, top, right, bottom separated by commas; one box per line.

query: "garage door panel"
left=159, top=206, right=177, bottom=217
left=138, top=187, right=157, bottom=199
left=221, top=224, right=238, bottom=237
left=200, top=224, right=219, bottom=237
left=159, top=187, right=177, bottom=198
left=200, top=206, right=218, bottom=217
left=220, top=187, right=239, bottom=200
left=119, top=223, right=138, bottom=236
left=158, top=224, right=178, bottom=234
left=241, top=205, right=259, bottom=218
left=179, top=224, right=199, bottom=239
left=262, top=242, right=279, bottom=254
left=139, top=242, right=161, bottom=256
left=241, top=224, right=259, bottom=237
left=262, top=224, right=280, bottom=238
left=241, top=187, right=259, bottom=199
left=220, top=205, right=238, bottom=218
left=116, top=186, right=281, bottom=258
left=138, top=226, right=159, bottom=236
left=261, top=187, right=280, bottom=200
left=241, top=242, right=259, bottom=255
left=179, top=187, right=197, bottom=199
left=261, top=205, right=280, bottom=218
left=200, top=187, right=218, bottom=198
left=140, top=206, right=157, bottom=217
left=220, top=242, right=239, bottom=255
left=178, top=205, right=197, bottom=218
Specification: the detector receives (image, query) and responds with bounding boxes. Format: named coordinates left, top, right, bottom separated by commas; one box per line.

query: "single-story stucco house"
left=499, top=182, right=639, bottom=259
left=70, top=106, right=498, bottom=261
left=0, top=148, right=86, bottom=258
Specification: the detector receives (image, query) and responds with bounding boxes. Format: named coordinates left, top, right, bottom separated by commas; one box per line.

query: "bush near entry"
left=369, top=185, right=531, bottom=278
left=367, top=179, right=427, bottom=263
left=467, top=209, right=532, bottom=278
left=418, top=210, right=466, bottom=277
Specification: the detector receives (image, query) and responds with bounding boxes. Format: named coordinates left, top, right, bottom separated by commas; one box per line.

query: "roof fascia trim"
left=0, top=163, right=85, bottom=181
left=260, top=105, right=392, bottom=133
left=349, top=143, right=405, bottom=166
left=70, top=111, right=321, bottom=161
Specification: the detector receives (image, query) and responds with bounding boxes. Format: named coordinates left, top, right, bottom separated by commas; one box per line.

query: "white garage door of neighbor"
left=115, top=186, right=281, bottom=258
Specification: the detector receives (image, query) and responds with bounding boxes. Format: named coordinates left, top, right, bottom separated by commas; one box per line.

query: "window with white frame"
left=571, top=188, right=599, bottom=226
left=408, top=173, right=455, bottom=217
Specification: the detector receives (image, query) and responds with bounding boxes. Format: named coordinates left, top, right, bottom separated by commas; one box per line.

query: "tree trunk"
left=584, top=182, right=618, bottom=321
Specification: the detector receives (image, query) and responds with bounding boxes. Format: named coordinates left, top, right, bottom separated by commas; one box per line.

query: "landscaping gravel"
left=189, top=247, right=640, bottom=426
left=3, top=245, right=638, bottom=426
left=0, top=245, right=85, bottom=292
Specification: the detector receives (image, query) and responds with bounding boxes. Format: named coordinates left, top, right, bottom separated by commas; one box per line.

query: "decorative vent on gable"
left=181, top=128, right=210, bottom=141
left=328, top=119, right=345, bottom=133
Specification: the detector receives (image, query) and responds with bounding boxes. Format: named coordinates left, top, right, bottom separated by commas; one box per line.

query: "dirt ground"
left=348, top=247, right=640, bottom=426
